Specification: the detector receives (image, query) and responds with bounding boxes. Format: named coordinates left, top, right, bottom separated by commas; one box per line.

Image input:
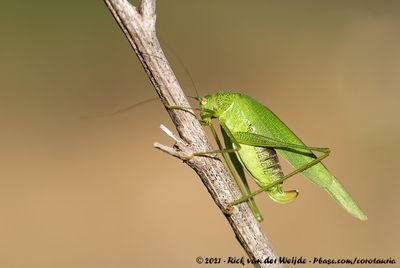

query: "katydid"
left=98, top=50, right=367, bottom=221
left=171, top=91, right=367, bottom=221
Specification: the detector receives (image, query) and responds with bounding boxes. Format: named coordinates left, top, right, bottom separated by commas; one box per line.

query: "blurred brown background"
left=1, top=1, right=399, bottom=267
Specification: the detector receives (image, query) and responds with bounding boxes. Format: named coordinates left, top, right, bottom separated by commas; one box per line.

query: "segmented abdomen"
left=254, top=146, right=284, bottom=185
left=233, top=123, right=285, bottom=187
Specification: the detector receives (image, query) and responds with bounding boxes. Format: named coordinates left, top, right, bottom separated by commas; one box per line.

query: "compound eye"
left=201, top=98, right=207, bottom=106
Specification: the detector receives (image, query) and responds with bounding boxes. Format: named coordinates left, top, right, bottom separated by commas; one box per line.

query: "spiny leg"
left=233, top=131, right=330, bottom=154
left=195, top=123, right=266, bottom=220
left=165, top=104, right=331, bottom=217
left=179, top=121, right=329, bottom=219
left=227, top=149, right=330, bottom=212
left=164, top=103, right=264, bottom=220
left=210, top=124, right=263, bottom=221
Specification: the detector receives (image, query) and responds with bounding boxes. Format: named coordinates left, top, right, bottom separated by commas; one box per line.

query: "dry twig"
left=103, top=0, right=282, bottom=267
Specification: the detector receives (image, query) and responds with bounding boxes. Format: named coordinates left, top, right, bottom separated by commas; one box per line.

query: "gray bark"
left=103, top=1, right=282, bottom=267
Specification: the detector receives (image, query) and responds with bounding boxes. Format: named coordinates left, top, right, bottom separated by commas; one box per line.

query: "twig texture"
left=104, top=1, right=282, bottom=267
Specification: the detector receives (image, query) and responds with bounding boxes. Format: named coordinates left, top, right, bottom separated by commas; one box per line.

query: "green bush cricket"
left=98, top=51, right=367, bottom=221
left=167, top=91, right=367, bottom=221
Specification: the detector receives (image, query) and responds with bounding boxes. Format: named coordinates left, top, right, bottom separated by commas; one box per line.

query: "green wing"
left=239, top=96, right=367, bottom=220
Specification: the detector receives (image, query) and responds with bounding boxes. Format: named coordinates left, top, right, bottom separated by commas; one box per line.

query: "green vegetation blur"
left=0, top=1, right=399, bottom=267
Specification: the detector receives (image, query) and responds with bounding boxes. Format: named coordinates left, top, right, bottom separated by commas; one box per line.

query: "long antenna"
left=81, top=97, right=159, bottom=119
left=160, top=40, right=200, bottom=99
left=83, top=42, right=199, bottom=119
